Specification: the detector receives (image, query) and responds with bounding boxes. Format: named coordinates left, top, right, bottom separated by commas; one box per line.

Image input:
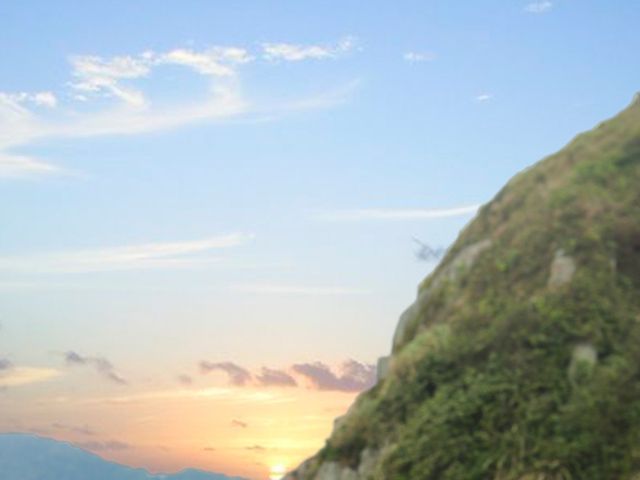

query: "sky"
left=0, top=1, right=639, bottom=479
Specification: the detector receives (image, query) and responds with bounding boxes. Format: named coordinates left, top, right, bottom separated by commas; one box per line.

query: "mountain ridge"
left=285, top=93, right=640, bottom=479
left=0, top=433, right=247, bottom=480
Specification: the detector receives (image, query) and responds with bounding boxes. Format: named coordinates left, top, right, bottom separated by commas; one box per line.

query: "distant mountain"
left=0, top=434, right=247, bottom=480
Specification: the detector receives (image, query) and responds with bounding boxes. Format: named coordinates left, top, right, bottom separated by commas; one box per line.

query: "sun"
left=269, top=464, right=287, bottom=480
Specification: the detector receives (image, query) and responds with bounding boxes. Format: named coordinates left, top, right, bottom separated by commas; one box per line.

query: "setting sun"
left=269, top=464, right=287, bottom=480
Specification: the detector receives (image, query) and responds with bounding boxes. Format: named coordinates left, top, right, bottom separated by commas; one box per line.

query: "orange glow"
left=0, top=381, right=358, bottom=479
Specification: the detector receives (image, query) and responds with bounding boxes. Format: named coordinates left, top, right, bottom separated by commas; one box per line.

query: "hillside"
left=285, top=95, right=640, bottom=480
left=0, top=434, right=246, bottom=480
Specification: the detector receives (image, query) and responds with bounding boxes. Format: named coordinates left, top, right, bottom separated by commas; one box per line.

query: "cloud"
left=198, top=359, right=376, bottom=392
left=524, top=1, right=553, bottom=13
left=70, top=54, right=151, bottom=107
left=475, top=93, right=493, bottom=103
left=245, top=445, right=266, bottom=451
left=292, top=360, right=376, bottom=392
left=262, top=36, right=355, bottom=62
left=231, top=419, right=248, bottom=428
left=200, top=361, right=252, bottom=386
left=0, top=153, right=61, bottom=178
left=0, top=366, right=61, bottom=387
left=317, top=204, right=481, bottom=222
left=177, top=374, right=193, bottom=386
left=85, top=386, right=294, bottom=406
left=64, top=351, right=127, bottom=385
left=232, top=284, right=369, bottom=296
left=0, top=91, right=57, bottom=109
left=0, top=233, right=253, bottom=273
left=52, top=422, right=96, bottom=436
left=75, top=440, right=130, bottom=452
left=256, top=367, right=297, bottom=387
left=0, top=40, right=360, bottom=179
left=403, top=51, right=436, bottom=63
left=156, top=47, right=252, bottom=76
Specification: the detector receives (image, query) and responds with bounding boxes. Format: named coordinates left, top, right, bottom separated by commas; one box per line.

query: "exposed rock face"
left=548, top=249, right=576, bottom=287
left=392, top=238, right=492, bottom=350
left=375, top=356, right=390, bottom=381
left=286, top=96, right=640, bottom=479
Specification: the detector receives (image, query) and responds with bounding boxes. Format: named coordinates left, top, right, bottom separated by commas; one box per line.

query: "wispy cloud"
left=231, top=419, right=248, bottom=428
left=64, top=351, right=127, bottom=385
left=317, top=204, right=481, bottom=222
left=232, top=283, right=369, bottom=296
left=176, top=374, right=193, bottom=386
left=197, top=359, right=374, bottom=392
left=0, top=83, right=247, bottom=178
left=156, top=47, right=253, bottom=76
left=74, top=440, right=131, bottom=452
left=88, top=386, right=293, bottom=406
left=200, top=361, right=253, bottom=386
left=256, top=367, right=298, bottom=387
left=524, top=1, right=553, bottom=13
left=52, top=422, right=96, bottom=436
left=0, top=366, right=62, bottom=387
left=0, top=233, right=253, bottom=273
left=0, top=91, right=57, bottom=109
left=475, top=93, right=493, bottom=103
left=70, top=54, right=151, bottom=106
left=262, top=36, right=356, bottom=62
left=0, top=39, right=359, bottom=178
left=292, top=360, right=376, bottom=393
left=403, top=51, right=436, bottom=63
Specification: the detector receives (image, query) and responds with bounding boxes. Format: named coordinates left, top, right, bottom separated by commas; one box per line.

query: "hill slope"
left=0, top=434, right=246, bottom=480
left=285, top=95, right=640, bottom=480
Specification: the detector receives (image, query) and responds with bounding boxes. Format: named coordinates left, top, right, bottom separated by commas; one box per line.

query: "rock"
left=568, top=342, right=597, bottom=383
left=376, top=356, right=390, bottom=381
left=314, top=462, right=359, bottom=480
left=548, top=249, right=576, bottom=287
left=392, top=238, right=492, bottom=350
left=357, top=448, right=380, bottom=477
left=437, top=238, right=492, bottom=286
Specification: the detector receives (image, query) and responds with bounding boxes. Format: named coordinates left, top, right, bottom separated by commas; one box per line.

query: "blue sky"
left=0, top=1, right=639, bottom=478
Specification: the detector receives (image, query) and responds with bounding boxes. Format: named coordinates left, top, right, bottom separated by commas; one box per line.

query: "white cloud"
left=32, top=91, right=58, bottom=108
left=70, top=55, right=151, bottom=107
left=156, top=47, right=253, bottom=76
left=524, top=1, right=553, bottom=13
left=0, top=40, right=360, bottom=179
left=262, top=36, right=355, bottom=62
left=0, top=91, right=57, bottom=109
left=232, top=284, right=370, bottom=296
left=0, top=366, right=62, bottom=387
left=475, top=93, right=493, bottom=103
left=317, top=204, right=481, bottom=221
left=403, top=51, right=436, bottom=63
left=0, top=153, right=60, bottom=178
left=0, top=233, right=254, bottom=273
left=69, top=47, right=254, bottom=106
left=0, top=84, right=248, bottom=178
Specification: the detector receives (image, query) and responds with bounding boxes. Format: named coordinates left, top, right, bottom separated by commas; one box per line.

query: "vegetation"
left=293, top=96, right=640, bottom=479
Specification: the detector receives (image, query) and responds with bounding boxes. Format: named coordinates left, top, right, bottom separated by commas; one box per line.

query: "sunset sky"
left=1, top=1, right=639, bottom=479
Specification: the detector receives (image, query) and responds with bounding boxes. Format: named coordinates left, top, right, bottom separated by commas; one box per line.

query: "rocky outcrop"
left=392, top=238, right=492, bottom=350
left=548, top=249, right=576, bottom=288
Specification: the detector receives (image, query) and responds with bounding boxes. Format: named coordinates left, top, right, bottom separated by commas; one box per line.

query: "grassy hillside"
left=287, top=95, right=640, bottom=480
